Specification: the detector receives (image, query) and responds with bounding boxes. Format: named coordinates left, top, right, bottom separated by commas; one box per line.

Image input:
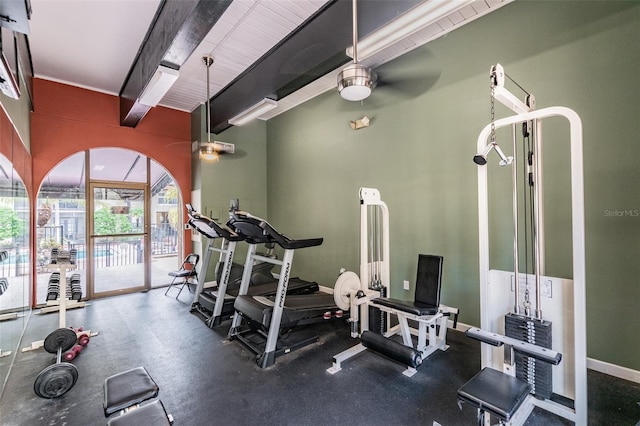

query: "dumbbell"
left=63, top=344, right=84, bottom=362
left=0, top=277, right=8, bottom=296
left=46, top=273, right=61, bottom=301
left=70, top=273, right=82, bottom=301
left=34, top=328, right=79, bottom=399
left=71, top=326, right=90, bottom=346
left=50, top=248, right=59, bottom=264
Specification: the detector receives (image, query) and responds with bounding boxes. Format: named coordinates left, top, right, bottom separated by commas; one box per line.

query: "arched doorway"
left=35, top=148, right=181, bottom=303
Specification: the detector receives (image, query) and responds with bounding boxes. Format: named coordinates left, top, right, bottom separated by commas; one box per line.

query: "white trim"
left=449, top=320, right=472, bottom=332
left=587, top=358, right=640, bottom=384
left=452, top=320, right=640, bottom=384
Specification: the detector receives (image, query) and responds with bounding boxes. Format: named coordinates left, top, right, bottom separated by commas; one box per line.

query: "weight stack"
left=505, top=313, right=553, bottom=399
left=368, top=287, right=387, bottom=334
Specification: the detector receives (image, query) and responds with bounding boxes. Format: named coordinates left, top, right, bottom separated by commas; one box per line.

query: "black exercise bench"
left=103, top=367, right=173, bottom=425
left=457, top=327, right=561, bottom=425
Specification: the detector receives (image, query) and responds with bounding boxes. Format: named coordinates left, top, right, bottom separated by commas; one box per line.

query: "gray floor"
left=1, top=288, right=639, bottom=425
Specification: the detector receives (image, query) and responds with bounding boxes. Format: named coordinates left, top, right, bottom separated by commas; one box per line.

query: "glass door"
left=88, top=182, right=148, bottom=297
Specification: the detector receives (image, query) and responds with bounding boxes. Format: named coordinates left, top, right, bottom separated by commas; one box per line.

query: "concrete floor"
left=0, top=289, right=639, bottom=425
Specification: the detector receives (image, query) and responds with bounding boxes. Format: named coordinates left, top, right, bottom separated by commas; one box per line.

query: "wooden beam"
left=119, top=0, right=231, bottom=128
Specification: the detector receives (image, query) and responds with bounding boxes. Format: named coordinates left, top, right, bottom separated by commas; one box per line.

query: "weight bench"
left=369, top=255, right=458, bottom=376
left=329, top=255, right=458, bottom=377
left=457, top=327, right=562, bottom=425
left=103, top=367, right=173, bottom=425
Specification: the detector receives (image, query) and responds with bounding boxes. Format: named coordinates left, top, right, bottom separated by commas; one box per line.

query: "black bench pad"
left=103, top=367, right=159, bottom=416
left=107, top=400, right=171, bottom=426
left=373, top=297, right=439, bottom=316
left=457, top=367, right=531, bottom=422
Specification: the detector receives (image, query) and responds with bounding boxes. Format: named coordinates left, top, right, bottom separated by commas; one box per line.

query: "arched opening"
left=35, top=148, right=181, bottom=304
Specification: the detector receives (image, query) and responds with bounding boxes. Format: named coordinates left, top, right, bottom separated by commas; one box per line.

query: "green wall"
left=262, top=1, right=640, bottom=371
left=191, top=104, right=268, bottom=281
left=1, top=71, right=31, bottom=151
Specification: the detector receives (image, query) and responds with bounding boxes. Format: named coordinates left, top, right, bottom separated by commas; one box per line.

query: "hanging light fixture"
left=337, top=0, right=376, bottom=102
left=199, top=55, right=219, bottom=161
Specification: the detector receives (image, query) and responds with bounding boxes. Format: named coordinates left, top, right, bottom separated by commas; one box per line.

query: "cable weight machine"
left=457, top=63, right=586, bottom=425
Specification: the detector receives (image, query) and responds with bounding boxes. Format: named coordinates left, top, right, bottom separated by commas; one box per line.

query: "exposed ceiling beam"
left=119, top=0, right=231, bottom=128
left=209, top=0, right=422, bottom=134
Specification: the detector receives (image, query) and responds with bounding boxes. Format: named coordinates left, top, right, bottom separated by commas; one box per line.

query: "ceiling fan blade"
left=374, top=49, right=441, bottom=100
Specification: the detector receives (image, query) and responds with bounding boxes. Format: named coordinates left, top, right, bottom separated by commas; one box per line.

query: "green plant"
left=94, top=206, right=132, bottom=235
left=0, top=206, right=24, bottom=241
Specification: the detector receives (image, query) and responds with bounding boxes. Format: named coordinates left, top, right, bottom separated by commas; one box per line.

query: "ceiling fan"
left=198, top=55, right=234, bottom=161
left=337, top=0, right=376, bottom=102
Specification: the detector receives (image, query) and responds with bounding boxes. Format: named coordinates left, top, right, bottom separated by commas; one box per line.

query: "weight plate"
left=63, top=351, right=76, bottom=362
left=333, top=271, right=361, bottom=310
left=34, top=362, right=78, bottom=399
left=43, top=328, right=77, bottom=354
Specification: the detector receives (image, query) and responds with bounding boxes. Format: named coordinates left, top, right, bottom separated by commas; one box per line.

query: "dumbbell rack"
left=0, top=251, right=16, bottom=358
left=22, top=260, right=97, bottom=352
left=40, top=250, right=87, bottom=315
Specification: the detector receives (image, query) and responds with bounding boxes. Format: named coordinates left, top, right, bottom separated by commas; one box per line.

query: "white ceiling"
left=28, top=0, right=511, bottom=120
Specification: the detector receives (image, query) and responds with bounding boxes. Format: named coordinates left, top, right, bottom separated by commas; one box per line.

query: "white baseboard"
left=449, top=321, right=640, bottom=384
left=587, top=358, right=640, bottom=384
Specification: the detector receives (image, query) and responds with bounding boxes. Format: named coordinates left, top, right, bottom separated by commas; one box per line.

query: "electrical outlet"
left=403, top=280, right=410, bottom=291
left=542, top=279, right=553, bottom=298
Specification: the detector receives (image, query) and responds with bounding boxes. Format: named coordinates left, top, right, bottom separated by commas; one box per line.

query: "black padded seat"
left=374, top=254, right=443, bottom=316
left=457, top=367, right=531, bottom=423
left=103, top=367, right=159, bottom=417
left=373, top=298, right=439, bottom=316
left=234, top=293, right=338, bottom=329
left=107, top=400, right=171, bottom=426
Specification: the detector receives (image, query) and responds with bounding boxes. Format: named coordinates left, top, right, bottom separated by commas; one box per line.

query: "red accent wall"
left=31, top=78, right=192, bottom=272
left=32, top=79, right=191, bottom=193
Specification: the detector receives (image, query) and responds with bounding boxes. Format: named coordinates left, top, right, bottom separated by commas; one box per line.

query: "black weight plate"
left=34, top=362, right=78, bottom=399
left=43, top=328, right=77, bottom=354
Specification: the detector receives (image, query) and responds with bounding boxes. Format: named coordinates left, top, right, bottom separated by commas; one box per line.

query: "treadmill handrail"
left=187, top=210, right=243, bottom=242
left=229, top=211, right=323, bottom=250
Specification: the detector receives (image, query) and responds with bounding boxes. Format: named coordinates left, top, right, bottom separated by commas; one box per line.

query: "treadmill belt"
left=234, top=293, right=338, bottom=329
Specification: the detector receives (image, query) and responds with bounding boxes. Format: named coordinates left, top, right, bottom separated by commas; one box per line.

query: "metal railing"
left=0, top=245, right=29, bottom=278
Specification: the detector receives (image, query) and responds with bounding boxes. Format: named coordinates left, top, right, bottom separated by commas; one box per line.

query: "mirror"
left=0, top=152, right=30, bottom=396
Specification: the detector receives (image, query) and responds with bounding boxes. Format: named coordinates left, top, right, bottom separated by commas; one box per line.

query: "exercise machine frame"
left=473, top=63, right=586, bottom=424
left=227, top=211, right=326, bottom=368
left=328, top=188, right=458, bottom=377
left=187, top=205, right=242, bottom=328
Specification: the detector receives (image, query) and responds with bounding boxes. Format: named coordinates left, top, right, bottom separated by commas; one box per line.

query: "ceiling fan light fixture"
left=199, top=143, right=219, bottom=162
left=337, top=63, right=376, bottom=101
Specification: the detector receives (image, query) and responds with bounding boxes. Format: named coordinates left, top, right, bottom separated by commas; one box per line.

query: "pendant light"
left=199, top=55, right=218, bottom=161
left=337, top=0, right=376, bottom=101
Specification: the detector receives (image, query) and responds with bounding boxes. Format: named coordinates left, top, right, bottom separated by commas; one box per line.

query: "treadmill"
left=186, top=205, right=318, bottom=328
left=227, top=210, right=343, bottom=368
